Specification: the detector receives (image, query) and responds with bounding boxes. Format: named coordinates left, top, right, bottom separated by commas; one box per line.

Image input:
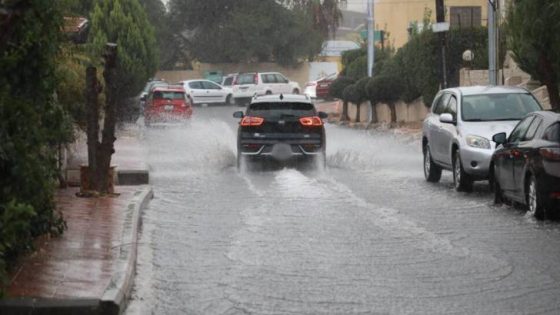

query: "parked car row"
left=144, top=71, right=302, bottom=109
left=230, top=72, right=301, bottom=106
left=422, top=85, right=559, bottom=219
left=178, top=79, right=233, bottom=106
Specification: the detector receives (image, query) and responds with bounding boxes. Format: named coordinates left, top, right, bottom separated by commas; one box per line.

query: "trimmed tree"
left=89, top=0, right=157, bottom=105
left=507, top=0, right=560, bottom=111
left=86, top=0, right=157, bottom=194
left=329, top=76, right=355, bottom=121
left=352, top=77, right=372, bottom=122
left=367, top=75, right=405, bottom=123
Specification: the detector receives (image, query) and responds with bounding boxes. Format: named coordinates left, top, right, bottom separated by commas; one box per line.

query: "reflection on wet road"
left=126, top=106, right=560, bottom=314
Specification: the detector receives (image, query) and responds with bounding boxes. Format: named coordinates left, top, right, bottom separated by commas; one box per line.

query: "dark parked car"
left=492, top=111, right=560, bottom=219
left=304, top=72, right=337, bottom=100
left=233, top=94, right=327, bottom=169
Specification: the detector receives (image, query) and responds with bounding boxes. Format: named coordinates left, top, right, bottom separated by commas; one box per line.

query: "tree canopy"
left=507, top=0, right=560, bottom=111
left=89, top=0, right=158, bottom=99
left=168, top=0, right=344, bottom=66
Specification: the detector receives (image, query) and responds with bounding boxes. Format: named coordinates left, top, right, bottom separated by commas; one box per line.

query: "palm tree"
left=286, top=0, right=345, bottom=39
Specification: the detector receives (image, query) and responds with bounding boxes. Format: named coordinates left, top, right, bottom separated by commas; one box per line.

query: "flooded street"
left=126, top=106, right=560, bottom=314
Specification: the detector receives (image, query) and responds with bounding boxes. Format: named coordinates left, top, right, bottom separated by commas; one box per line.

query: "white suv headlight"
left=466, top=135, right=491, bottom=149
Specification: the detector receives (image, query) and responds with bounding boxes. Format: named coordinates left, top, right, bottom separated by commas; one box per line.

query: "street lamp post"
left=488, top=0, right=498, bottom=85
left=367, top=0, right=374, bottom=77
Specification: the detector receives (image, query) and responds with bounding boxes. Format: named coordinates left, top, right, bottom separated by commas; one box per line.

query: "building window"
left=449, top=6, right=481, bottom=29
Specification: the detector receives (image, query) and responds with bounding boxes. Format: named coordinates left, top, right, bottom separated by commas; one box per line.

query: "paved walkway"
left=7, top=187, right=139, bottom=299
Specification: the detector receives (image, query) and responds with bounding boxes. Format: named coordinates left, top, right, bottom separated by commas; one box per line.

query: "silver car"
left=422, top=86, right=542, bottom=192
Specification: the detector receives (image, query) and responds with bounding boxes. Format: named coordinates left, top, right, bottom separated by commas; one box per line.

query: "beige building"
left=374, top=0, right=489, bottom=48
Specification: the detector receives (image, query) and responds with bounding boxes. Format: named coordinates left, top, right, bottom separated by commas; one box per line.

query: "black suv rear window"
left=248, top=102, right=315, bottom=119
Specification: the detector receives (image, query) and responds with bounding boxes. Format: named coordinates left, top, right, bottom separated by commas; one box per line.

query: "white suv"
left=232, top=72, right=301, bottom=106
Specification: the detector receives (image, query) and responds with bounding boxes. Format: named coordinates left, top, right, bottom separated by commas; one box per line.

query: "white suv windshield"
left=461, top=93, right=541, bottom=121
left=236, top=73, right=256, bottom=85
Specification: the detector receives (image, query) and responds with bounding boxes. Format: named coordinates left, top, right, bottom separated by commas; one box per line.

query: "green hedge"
left=337, top=27, right=495, bottom=108
left=366, top=75, right=405, bottom=105
left=329, top=76, right=355, bottom=100
left=342, top=79, right=370, bottom=105
left=0, top=1, right=70, bottom=295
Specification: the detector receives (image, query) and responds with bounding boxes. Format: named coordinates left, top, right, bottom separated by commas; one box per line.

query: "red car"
left=144, top=86, right=193, bottom=125
left=304, top=73, right=337, bottom=100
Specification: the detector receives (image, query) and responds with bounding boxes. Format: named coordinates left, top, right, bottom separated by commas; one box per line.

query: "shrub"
left=375, top=27, right=495, bottom=106
left=0, top=1, right=70, bottom=295
left=366, top=75, right=405, bottom=105
left=345, top=55, right=368, bottom=81
left=329, top=76, right=355, bottom=100
left=341, top=48, right=366, bottom=67
left=341, top=46, right=393, bottom=81
left=342, top=78, right=371, bottom=105
left=342, top=84, right=359, bottom=104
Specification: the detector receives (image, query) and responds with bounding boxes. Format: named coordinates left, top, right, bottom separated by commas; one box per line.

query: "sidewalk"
left=1, top=186, right=152, bottom=315
left=0, top=128, right=152, bottom=315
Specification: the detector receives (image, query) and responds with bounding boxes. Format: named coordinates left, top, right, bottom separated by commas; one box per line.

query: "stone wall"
left=347, top=97, right=428, bottom=124
left=459, top=68, right=532, bottom=87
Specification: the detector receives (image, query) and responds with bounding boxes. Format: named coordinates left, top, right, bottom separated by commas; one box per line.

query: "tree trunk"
left=98, top=44, right=118, bottom=194
left=355, top=102, right=361, bottom=122
left=341, top=100, right=349, bottom=121
left=389, top=103, right=397, bottom=123
left=539, top=54, right=560, bottom=111
left=370, top=101, right=378, bottom=123
left=85, top=66, right=100, bottom=190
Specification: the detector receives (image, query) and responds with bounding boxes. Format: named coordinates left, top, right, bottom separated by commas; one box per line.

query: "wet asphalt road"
left=125, top=105, right=560, bottom=315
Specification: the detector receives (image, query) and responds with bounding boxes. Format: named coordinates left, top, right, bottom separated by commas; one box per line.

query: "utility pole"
left=367, top=0, right=374, bottom=77
left=488, top=0, right=498, bottom=85
left=435, top=0, right=447, bottom=89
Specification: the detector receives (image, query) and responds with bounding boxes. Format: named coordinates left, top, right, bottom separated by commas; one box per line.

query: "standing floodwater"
left=126, top=106, right=560, bottom=314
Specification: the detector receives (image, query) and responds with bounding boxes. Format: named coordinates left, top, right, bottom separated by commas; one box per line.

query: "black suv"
left=233, top=94, right=327, bottom=169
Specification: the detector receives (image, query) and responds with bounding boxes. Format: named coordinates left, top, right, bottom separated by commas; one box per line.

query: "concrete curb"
left=100, top=186, right=153, bottom=314
left=0, top=298, right=100, bottom=315
left=117, top=169, right=150, bottom=185
left=0, top=186, right=154, bottom=315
